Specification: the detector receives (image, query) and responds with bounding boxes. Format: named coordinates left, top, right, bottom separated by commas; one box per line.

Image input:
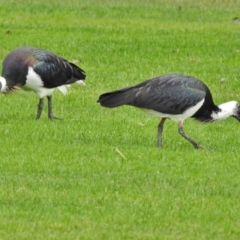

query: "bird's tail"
left=75, top=80, right=86, bottom=86
left=57, top=85, right=69, bottom=95
left=97, top=87, right=134, bottom=108
left=69, top=62, right=86, bottom=81
left=57, top=80, right=86, bottom=95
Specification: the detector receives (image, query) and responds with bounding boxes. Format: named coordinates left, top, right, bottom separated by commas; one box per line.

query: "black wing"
left=33, top=50, right=86, bottom=88
left=98, top=74, right=208, bottom=115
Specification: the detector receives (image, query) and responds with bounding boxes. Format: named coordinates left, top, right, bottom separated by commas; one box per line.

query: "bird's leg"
left=178, top=122, right=201, bottom=149
left=157, top=118, right=166, bottom=148
left=47, top=96, right=61, bottom=120
left=36, top=98, right=44, bottom=120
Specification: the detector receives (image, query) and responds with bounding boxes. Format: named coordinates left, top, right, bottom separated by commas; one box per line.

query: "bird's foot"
left=193, top=144, right=215, bottom=151
left=193, top=143, right=202, bottom=149
left=48, top=113, right=62, bottom=120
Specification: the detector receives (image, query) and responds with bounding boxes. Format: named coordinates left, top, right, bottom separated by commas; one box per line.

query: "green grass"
left=1, top=0, right=240, bottom=239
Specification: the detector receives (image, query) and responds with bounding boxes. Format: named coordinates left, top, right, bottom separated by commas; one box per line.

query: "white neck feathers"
left=211, top=101, right=238, bottom=120
left=0, top=77, right=7, bottom=92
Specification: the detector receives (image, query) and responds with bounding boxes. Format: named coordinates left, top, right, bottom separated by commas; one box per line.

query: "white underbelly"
left=25, top=66, right=55, bottom=98
left=141, top=99, right=205, bottom=122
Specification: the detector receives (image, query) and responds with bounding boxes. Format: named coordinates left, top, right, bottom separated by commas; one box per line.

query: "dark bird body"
left=0, top=46, right=86, bottom=119
left=98, top=74, right=240, bottom=148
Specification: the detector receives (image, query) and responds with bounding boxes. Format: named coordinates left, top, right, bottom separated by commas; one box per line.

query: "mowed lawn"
left=0, top=0, right=240, bottom=239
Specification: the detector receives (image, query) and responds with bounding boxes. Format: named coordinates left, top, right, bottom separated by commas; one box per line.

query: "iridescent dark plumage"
left=98, top=74, right=240, bottom=148
left=0, top=46, right=86, bottom=119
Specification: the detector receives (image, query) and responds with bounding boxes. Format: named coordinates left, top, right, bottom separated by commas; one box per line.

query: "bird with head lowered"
left=97, top=74, right=240, bottom=149
left=0, top=46, right=86, bottom=120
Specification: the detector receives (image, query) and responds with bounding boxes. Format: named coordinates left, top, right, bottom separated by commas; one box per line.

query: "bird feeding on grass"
left=97, top=74, right=240, bottom=149
left=0, top=46, right=86, bottom=120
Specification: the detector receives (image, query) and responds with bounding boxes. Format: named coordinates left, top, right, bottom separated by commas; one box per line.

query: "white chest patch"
left=142, top=99, right=205, bottom=122
left=25, top=67, right=54, bottom=98
left=0, top=77, right=7, bottom=92
left=26, top=67, right=44, bottom=89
